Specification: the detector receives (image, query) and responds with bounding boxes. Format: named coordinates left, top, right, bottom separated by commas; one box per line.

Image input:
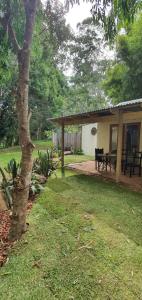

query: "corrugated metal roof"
left=114, top=98, right=142, bottom=107
left=48, top=98, right=142, bottom=125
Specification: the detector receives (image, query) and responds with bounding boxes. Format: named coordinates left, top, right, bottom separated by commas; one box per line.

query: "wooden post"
left=116, top=110, right=123, bottom=182
left=61, top=122, right=65, bottom=176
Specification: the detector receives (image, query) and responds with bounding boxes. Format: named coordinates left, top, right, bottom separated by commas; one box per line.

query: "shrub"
left=0, top=151, right=59, bottom=209
left=73, top=148, right=84, bottom=155
left=33, top=149, right=59, bottom=178
left=29, top=175, right=44, bottom=197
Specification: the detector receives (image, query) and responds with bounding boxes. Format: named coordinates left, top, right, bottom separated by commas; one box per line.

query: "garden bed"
left=0, top=201, right=33, bottom=267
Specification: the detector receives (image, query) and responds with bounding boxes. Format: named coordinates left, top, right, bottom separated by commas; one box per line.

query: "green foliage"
left=43, top=130, right=52, bottom=140
left=5, top=159, right=20, bottom=182
left=65, top=18, right=108, bottom=114
left=66, top=0, right=141, bottom=41
left=28, top=0, right=71, bottom=138
left=0, top=159, right=20, bottom=208
left=0, top=41, right=18, bottom=147
left=30, top=175, right=44, bottom=196
left=0, top=0, right=70, bottom=144
left=0, top=98, right=18, bottom=147
left=73, top=148, right=84, bottom=155
left=103, top=63, right=129, bottom=103
left=33, top=150, right=59, bottom=178
left=103, top=14, right=142, bottom=103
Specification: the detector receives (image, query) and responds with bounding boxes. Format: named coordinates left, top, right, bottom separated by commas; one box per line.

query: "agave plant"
left=33, top=149, right=59, bottom=178
left=5, top=159, right=20, bottom=182
left=0, top=159, right=20, bottom=209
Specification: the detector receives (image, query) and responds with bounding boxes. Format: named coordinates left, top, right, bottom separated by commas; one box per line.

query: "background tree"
left=103, top=14, right=142, bottom=103
left=29, top=0, right=71, bottom=137
left=64, top=18, right=109, bottom=114
left=0, top=45, right=18, bottom=146
left=65, top=1, right=142, bottom=105
left=0, top=0, right=71, bottom=145
left=66, top=0, right=141, bottom=41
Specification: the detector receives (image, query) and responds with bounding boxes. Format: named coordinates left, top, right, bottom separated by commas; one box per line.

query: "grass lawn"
left=0, top=148, right=92, bottom=169
left=0, top=162, right=142, bottom=299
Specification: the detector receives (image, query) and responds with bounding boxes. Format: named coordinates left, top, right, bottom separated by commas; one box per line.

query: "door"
left=123, top=123, right=140, bottom=153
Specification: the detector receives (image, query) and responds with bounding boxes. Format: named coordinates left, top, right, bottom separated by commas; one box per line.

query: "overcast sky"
left=60, top=1, right=92, bottom=31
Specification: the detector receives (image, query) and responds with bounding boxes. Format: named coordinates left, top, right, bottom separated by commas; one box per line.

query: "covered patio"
left=67, top=160, right=142, bottom=191
left=49, top=98, right=142, bottom=185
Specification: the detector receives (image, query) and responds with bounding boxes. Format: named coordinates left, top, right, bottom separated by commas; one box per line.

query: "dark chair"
left=95, top=148, right=104, bottom=170
left=123, top=151, right=142, bottom=177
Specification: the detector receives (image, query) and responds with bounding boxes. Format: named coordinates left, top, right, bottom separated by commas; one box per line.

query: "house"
left=49, top=98, right=142, bottom=182
left=82, top=106, right=142, bottom=156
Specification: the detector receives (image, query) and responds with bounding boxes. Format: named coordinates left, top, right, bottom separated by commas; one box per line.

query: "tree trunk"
left=9, top=0, right=37, bottom=241
left=9, top=50, right=34, bottom=240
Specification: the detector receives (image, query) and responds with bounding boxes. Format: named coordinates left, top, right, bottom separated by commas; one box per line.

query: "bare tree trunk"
left=9, top=50, right=33, bottom=240
left=8, top=0, right=37, bottom=241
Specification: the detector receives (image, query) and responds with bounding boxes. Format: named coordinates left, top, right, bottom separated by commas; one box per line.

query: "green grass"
left=0, top=167, right=142, bottom=299
left=0, top=140, right=52, bottom=153
left=33, top=140, right=53, bottom=149
left=0, top=148, right=92, bottom=169
left=64, top=154, right=92, bottom=165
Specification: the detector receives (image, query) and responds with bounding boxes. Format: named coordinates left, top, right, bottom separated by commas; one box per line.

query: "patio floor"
left=67, top=160, right=142, bottom=192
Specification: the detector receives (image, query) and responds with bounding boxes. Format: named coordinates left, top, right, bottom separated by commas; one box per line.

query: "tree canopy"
left=103, top=13, right=142, bottom=103
left=1, top=0, right=142, bottom=146
left=66, top=0, right=142, bottom=40
left=0, top=0, right=71, bottom=144
left=63, top=18, right=109, bottom=114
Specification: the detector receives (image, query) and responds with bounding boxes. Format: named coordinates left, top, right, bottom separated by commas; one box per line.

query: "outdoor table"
left=97, top=153, right=117, bottom=172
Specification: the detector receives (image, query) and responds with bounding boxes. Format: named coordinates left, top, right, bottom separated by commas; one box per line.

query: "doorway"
left=123, top=123, right=140, bottom=153
left=110, top=123, right=140, bottom=154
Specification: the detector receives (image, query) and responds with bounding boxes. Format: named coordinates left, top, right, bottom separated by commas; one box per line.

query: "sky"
left=63, top=2, right=93, bottom=31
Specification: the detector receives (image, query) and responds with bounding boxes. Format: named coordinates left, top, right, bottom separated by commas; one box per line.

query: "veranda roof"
left=48, top=98, right=142, bottom=125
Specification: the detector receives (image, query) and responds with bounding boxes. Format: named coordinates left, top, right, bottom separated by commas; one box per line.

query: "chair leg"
left=130, top=166, right=132, bottom=177
left=98, top=161, right=100, bottom=171
left=124, top=165, right=126, bottom=175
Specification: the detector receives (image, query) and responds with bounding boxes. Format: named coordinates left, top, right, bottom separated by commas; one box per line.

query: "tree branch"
left=0, top=16, right=7, bottom=31
left=0, top=9, right=20, bottom=54
left=8, top=22, right=21, bottom=53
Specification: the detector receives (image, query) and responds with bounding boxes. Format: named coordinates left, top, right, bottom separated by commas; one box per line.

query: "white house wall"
left=82, top=124, right=97, bottom=156
left=82, top=123, right=110, bottom=155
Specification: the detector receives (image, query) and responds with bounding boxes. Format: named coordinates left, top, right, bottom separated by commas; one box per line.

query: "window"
left=110, top=125, right=118, bottom=153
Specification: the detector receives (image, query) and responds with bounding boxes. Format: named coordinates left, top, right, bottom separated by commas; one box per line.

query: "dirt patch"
left=0, top=210, right=11, bottom=266
left=0, top=191, right=7, bottom=210
left=0, top=201, right=33, bottom=267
